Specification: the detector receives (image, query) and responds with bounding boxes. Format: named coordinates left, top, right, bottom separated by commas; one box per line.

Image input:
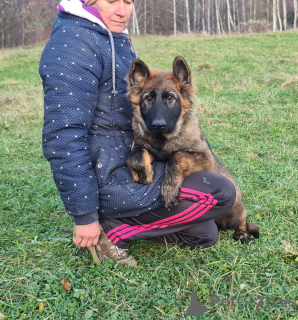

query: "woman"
left=39, top=0, right=236, bottom=267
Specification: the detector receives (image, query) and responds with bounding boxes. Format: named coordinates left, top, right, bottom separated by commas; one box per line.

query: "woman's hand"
left=73, top=220, right=101, bottom=248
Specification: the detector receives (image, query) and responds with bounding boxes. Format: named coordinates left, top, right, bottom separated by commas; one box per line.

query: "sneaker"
left=73, top=225, right=137, bottom=267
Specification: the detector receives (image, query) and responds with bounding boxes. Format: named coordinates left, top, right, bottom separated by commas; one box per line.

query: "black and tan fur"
left=126, top=56, right=259, bottom=243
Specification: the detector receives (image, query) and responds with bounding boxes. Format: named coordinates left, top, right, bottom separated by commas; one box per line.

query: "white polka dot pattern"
left=39, top=12, right=165, bottom=223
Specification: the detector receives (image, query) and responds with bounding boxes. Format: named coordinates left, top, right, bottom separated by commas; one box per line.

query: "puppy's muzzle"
left=152, top=119, right=166, bottom=132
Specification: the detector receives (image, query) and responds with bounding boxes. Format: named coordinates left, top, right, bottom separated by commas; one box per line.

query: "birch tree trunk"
left=211, top=0, right=215, bottom=33
left=220, top=15, right=225, bottom=34
left=144, top=0, right=147, bottom=34
left=193, top=0, right=197, bottom=31
left=215, top=0, right=221, bottom=34
left=232, top=0, right=236, bottom=25
left=273, top=0, right=277, bottom=31
left=236, top=0, right=239, bottom=29
left=197, top=1, right=200, bottom=32
left=21, top=1, right=25, bottom=46
left=185, top=0, right=191, bottom=33
left=132, top=5, right=135, bottom=33
left=21, top=21, right=25, bottom=46
left=207, top=0, right=211, bottom=34
left=173, top=0, right=177, bottom=35
left=133, top=4, right=139, bottom=35
left=253, top=0, right=257, bottom=21
left=202, top=0, right=205, bottom=32
left=249, top=0, right=252, bottom=19
left=242, top=0, right=246, bottom=22
left=294, top=0, right=297, bottom=29
left=226, top=0, right=234, bottom=33
left=219, top=0, right=226, bottom=34
left=151, top=0, right=154, bottom=33
left=277, top=0, right=283, bottom=30
left=282, top=0, right=287, bottom=30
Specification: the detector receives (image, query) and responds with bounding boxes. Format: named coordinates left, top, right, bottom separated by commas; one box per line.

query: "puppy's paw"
left=234, top=230, right=251, bottom=244
left=127, top=152, right=154, bottom=185
left=130, top=168, right=153, bottom=185
left=161, top=184, right=181, bottom=209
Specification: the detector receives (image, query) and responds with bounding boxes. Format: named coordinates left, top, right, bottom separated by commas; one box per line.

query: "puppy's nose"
left=152, top=120, right=166, bottom=132
left=154, top=125, right=165, bottom=131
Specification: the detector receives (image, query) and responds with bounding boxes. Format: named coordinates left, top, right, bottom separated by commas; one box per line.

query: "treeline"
left=130, top=0, right=298, bottom=35
left=0, top=0, right=297, bottom=48
left=0, top=0, right=57, bottom=48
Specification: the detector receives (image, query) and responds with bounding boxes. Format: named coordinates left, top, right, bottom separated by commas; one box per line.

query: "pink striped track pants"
left=99, top=171, right=236, bottom=249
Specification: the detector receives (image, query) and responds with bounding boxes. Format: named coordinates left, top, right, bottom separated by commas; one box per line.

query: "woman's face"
left=93, top=0, right=134, bottom=33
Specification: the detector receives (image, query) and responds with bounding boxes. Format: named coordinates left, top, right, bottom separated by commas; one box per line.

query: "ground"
left=0, top=32, right=297, bottom=319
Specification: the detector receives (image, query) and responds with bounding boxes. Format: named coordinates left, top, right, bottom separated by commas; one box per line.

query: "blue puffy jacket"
left=39, top=10, right=165, bottom=225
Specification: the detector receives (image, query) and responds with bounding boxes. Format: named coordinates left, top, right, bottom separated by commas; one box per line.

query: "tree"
left=144, top=0, right=147, bottom=34
left=174, top=0, right=177, bottom=34
left=132, top=4, right=140, bottom=35
left=193, top=0, right=197, bottom=31
left=215, top=0, right=221, bottom=34
left=241, top=0, right=246, bottom=22
left=207, top=0, right=211, bottom=33
left=277, top=0, right=283, bottom=30
left=273, top=0, right=277, bottom=31
left=232, top=0, right=236, bottom=25
left=1, top=0, right=298, bottom=47
left=294, top=0, right=297, bottom=29
left=151, top=0, right=154, bottom=33
left=267, top=0, right=270, bottom=22
left=0, top=0, right=19, bottom=48
left=282, top=0, right=287, bottom=30
left=202, top=0, right=206, bottom=32
left=185, top=0, right=191, bottom=33
left=226, top=0, right=234, bottom=33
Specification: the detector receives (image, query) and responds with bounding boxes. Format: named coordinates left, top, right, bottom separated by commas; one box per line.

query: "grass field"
left=0, top=32, right=297, bottom=319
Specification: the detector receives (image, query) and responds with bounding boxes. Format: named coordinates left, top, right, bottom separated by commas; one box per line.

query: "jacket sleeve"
left=39, top=26, right=103, bottom=224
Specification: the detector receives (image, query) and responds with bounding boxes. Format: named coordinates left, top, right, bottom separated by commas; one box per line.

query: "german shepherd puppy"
left=126, top=56, right=259, bottom=243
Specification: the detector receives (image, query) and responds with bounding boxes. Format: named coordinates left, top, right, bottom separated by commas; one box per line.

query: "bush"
left=239, top=19, right=271, bottom=33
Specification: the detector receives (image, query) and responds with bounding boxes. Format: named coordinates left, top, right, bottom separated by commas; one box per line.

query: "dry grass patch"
left=281, top=240, right=298, bottom=258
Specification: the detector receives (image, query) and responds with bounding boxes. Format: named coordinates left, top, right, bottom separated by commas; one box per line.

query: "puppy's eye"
left=167, top=94, right=174, bottom=101
left=146, top=95, right=152, bottom=102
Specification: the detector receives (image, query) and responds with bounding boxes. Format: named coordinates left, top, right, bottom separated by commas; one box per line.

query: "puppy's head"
left=127, top=57, right=195, bottom=136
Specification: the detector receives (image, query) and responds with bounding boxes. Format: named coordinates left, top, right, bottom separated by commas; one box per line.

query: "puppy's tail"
left=247, top=222, right=260, bottom=239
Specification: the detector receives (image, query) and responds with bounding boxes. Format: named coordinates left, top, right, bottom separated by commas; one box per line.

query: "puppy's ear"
left=128, top=59, right=150, bottom=86
left=173, top=56, right=191, bottom=84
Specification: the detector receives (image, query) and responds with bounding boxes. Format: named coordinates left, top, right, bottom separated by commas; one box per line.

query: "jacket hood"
left=57, top=0, right=129, bottom=34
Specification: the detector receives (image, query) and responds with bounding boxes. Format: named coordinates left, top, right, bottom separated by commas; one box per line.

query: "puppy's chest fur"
left=135, top=125, right=208, bottom=162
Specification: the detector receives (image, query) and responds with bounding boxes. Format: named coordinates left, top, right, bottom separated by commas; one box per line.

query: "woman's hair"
left=85, top=0, right=134, bottom=6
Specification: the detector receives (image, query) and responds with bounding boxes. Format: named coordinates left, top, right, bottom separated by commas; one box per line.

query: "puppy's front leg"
left=162, top=151, right=213, bottom=209
left=127, top=145, right=154, bottom=184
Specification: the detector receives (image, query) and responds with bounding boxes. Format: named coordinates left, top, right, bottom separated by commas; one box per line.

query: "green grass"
left=0, top=32, right=297, bottom=319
